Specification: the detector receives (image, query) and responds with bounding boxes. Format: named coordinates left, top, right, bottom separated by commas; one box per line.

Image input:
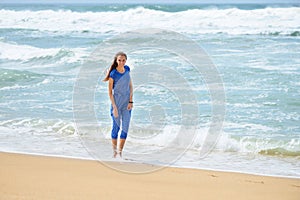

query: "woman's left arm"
left=129, top=79, right=133, bottom=102
left=128, top=79, right=133, bottom=110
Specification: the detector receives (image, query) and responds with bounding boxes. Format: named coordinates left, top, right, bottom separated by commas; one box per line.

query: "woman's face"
left=116, top=55, right=126, bottom=67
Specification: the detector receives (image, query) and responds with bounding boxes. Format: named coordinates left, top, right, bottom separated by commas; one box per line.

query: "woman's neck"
left=116, top=65, right=125, bottom=73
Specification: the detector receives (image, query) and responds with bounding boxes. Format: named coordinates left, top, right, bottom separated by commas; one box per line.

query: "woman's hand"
left=113, top=107, right=119, bottom=118
left=127, top=103, right=133, bottom=110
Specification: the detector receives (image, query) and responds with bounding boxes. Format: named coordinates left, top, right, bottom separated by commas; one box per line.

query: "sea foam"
left=0, top=7, right=299, bottom=35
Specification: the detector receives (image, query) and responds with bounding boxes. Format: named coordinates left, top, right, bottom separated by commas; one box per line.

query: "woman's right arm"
left=108, top=77, right=118, bottom=117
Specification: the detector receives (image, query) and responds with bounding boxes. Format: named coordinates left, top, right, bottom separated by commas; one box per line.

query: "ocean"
left=0, top=3, right=299, bottom=176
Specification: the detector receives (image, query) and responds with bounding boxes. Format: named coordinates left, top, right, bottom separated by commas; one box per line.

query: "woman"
left=103, top=52, right=133, bottom=158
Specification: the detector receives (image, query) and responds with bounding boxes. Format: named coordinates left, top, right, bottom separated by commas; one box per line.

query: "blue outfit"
left=109, top=65, right=131, bottom=139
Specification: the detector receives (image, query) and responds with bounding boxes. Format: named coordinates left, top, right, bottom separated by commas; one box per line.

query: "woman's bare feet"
left=113, top=150, right=118, bottom=158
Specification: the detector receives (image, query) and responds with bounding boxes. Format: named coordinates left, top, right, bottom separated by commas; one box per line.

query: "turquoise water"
left=0, top=3, right=299, bottom=176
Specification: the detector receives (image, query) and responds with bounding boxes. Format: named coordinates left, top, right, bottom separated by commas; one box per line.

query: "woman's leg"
left=119, top=110, right=131, bottom=157
left=111, top=116, right=120, bottom=158
left=112, top=139, right=118, bottom=158
left=118, top=139, right=126, bottom=157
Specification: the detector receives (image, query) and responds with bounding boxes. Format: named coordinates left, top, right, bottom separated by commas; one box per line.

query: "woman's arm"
left=129, top=79, right=133, bottom=102
left=127, top=79, right=133, bottom=110
left=108, top=77, right=118, bottom=117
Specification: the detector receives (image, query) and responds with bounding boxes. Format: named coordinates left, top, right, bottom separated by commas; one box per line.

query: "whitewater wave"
left=259, top=148, right=300, bottom=157
left=0, top=118, right=77, bottom=136
left=84, top=122, right=300, bottom=157
left=217, top=134, right=300, bottom=157
left=1, top=118, right=299, bottom=160
left=0, top=41, right=88, bottom=63
left=0, top=7, right=299, bottom=35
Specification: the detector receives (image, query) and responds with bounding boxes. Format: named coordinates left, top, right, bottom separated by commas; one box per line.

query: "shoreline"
left=1, top=150, right=299, bottom=179
left=1, top=151, right=299, bottom=200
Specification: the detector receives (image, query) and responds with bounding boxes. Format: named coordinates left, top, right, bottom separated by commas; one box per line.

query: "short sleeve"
left=125, top=65, right=130, bottom=72
left=109, top=69, right=116, bottom=80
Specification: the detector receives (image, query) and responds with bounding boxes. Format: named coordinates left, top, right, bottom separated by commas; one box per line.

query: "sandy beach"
left=1, top=152, right=299, bottom=200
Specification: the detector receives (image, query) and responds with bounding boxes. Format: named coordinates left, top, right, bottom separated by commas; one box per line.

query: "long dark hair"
left=103, top=52, right=127, bottom=81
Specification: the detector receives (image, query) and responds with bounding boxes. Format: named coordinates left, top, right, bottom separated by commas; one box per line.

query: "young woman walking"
left=103, top=52, right=133, bottom=158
